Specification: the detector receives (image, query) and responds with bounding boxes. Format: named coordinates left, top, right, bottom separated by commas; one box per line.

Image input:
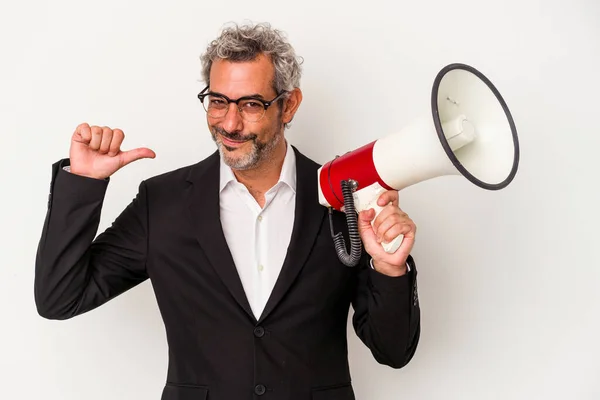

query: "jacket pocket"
left=311, top=383, right=355, bottom=400
left=161, top=383, right=209, bottom=400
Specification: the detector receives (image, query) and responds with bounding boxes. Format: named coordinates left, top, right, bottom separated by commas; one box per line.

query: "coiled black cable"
left=329, top=179, right=363, bottom=267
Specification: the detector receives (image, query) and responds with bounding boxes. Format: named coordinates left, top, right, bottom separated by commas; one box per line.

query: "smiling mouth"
left=223, top=136, right=247, bottom=143
left=220, top=134, right=252, bottom=149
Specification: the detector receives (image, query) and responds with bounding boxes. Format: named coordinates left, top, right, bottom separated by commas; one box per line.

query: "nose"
left=221, top=103, right=244, bottom=133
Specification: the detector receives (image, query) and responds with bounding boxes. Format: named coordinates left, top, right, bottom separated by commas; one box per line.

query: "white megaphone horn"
left=317, top=63, right=520, bottom=267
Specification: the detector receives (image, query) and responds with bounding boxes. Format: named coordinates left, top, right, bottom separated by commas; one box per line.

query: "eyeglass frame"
left=197, top=85, right=288, bottom=122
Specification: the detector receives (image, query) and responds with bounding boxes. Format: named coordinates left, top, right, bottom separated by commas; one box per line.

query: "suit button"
left=254, top=326, right=265, bottom=338
left=254, top=384, right=266, bottom=395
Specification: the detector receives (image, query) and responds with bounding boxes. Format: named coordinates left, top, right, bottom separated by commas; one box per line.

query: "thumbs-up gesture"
left=69, top=123, right=156, bottom=180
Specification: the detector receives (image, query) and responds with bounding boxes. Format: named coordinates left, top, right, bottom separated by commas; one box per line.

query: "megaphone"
left=318, top=63, right=520, bottom=267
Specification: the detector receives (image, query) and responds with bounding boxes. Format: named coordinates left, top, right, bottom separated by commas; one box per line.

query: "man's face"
left=207, top=53, right=286, bottom=170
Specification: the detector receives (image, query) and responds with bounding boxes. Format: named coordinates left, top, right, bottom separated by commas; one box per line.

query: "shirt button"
left=257, top=215, right=263, bottom=222
left=254, top=384, right=266, bottom=395
left=254, top=326, right=265, bottom=338
left=258, top=264, right=264, bottom=272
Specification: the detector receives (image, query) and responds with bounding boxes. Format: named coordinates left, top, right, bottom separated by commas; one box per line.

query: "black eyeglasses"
left=197, top=86, right=288, bottom=122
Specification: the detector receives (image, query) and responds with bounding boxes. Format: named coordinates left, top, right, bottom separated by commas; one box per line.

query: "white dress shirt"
left=217, top=141, right=409, bottom=320
left=219, top=141, right=296, bottom=319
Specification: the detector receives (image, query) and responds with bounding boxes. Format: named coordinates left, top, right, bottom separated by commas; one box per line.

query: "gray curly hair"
left=200, top=22, right=303, bottom=94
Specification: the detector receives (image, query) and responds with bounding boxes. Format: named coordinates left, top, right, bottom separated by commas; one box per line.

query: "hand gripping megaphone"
left=318, top=63, right=520, bottom=267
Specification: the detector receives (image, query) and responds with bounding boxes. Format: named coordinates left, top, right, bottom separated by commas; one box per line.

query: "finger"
left=396, top=232, right=416, bottom=260
left=380, top=223, right=404, bottom=244
left=74, top=123, right=91, bottom=144
left=375, top=213, right=411, bottom=241
left=108, top=129, right=124, bottom=156
left=120, top=147, right=156, bottom=167
left=383, top=223, right=416, bottom=263
left=357, top=209, right=381, bottom=252
left=89, top=126, right=103, bottom=150
left=99, top=127, right=113, bottom=154
left=372, top=204, right=406, bottom=233
left=358, top=207, right=375, bottom=224
left=357, top=209, right=376, bottom=237
left=377, top=190, right=399, bottom=207
left=381, top=221, right=415, bottom=243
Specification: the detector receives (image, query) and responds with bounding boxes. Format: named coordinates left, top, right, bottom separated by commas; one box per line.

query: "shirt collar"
left=219, top=140, right=297, bottom=194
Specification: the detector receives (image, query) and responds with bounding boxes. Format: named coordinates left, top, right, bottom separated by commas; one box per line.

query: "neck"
left=232, top=139, right=288, bottom=200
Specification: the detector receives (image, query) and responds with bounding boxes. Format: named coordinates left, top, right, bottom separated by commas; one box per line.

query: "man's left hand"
left=357, top=190, right=416, bottom=277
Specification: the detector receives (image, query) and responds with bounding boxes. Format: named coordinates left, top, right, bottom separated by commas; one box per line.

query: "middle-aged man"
left=35, top=22, right=420, bottom=400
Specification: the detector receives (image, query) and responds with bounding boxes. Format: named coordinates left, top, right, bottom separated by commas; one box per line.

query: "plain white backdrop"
left=1, top=0, right=599, bottom=399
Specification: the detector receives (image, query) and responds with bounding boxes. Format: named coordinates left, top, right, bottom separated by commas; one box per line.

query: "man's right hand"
left=69, top=123, right=156, bottom=180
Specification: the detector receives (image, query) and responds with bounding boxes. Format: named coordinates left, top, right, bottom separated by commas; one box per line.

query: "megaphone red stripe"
left=318, top=140, right=393, bottom=210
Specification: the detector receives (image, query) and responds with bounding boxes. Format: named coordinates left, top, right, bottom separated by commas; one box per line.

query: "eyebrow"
left=210, top=91, right=266, bottom=100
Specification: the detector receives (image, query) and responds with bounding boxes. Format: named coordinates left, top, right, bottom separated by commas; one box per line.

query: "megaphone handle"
left=352, top=183, right=404, bottom=254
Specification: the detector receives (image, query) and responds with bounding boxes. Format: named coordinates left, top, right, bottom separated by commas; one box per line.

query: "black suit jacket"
left=35, top=146, right=420, bottom=400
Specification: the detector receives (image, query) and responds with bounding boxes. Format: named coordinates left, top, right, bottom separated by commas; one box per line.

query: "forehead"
left=209, top=53, right=276, bottom=98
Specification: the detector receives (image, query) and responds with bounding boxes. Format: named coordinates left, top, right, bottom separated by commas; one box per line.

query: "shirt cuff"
left=370, top=258, right=411, bottom=272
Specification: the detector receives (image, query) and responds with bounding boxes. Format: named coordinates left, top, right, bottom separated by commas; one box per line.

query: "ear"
left=281, top=88, right=303, bottom=125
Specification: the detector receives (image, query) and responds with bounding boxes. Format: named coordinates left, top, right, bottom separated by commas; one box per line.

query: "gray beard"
left=212, top=127, right=283, bottom=170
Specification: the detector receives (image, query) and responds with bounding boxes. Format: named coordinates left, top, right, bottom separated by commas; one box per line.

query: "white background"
left=1, top=0, right=599, bottom=399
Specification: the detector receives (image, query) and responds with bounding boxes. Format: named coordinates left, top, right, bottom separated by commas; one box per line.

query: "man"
left=35, top=22, right=420, bottom=400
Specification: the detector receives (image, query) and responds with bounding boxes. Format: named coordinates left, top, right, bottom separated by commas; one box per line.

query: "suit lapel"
left=258, top=147, right=326, bottom=323
left=185, top=151, right=256, bottom=322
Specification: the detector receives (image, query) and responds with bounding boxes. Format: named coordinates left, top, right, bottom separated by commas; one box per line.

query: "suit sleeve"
left=34, top=159, right=149, bottom=320
left=351, top=252, right=420, bottom=369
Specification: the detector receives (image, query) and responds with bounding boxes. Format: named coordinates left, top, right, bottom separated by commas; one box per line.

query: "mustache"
left=213, top=127, right=257, bottom=142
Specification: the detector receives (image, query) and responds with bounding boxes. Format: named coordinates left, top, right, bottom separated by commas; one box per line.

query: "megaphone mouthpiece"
left=442, top=114, right=477, bottom=151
